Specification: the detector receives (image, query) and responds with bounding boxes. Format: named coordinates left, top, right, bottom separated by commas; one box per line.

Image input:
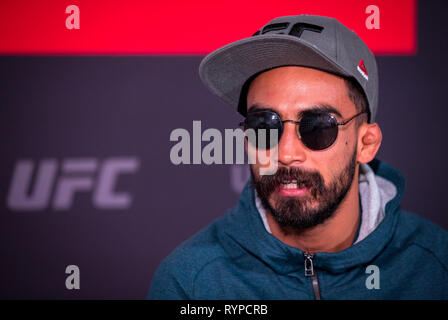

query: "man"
left=148, top=15, right=448, bottom=299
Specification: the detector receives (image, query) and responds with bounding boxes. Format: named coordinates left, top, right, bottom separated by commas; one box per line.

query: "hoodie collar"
left=222, top=159, right=406, bottom=275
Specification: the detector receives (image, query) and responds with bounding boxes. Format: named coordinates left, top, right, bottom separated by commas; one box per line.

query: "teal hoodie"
left=148, top=159, right=448, bottom=299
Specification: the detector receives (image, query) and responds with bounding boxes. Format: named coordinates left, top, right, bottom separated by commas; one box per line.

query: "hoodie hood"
left=221, top=159, right=406, bottom=275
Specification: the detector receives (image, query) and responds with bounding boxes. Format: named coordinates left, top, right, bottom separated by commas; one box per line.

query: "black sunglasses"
left=239, top=109, right=367, bottom=151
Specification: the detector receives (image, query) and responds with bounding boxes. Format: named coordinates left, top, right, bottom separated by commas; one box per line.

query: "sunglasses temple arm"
left=337, top=111, right=368, bottom=126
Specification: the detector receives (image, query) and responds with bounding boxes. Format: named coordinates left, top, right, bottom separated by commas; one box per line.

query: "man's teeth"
left=282, top=183, right=298, bottom=189
left=281, top=180, right=299, bottom=189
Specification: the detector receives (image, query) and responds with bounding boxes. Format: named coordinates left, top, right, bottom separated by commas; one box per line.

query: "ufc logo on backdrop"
left=7, top=157, right=140, bottom=211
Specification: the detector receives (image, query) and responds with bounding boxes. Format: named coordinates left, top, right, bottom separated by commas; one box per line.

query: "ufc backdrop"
left=0, top=0, right=446, bottom=299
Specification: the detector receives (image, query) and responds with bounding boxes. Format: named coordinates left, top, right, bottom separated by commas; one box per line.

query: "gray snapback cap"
left=199, top=15, right=378, bottom=122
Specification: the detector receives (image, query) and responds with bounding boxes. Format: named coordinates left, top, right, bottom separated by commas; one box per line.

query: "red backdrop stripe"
left=0, top=0, right=416, bottom=55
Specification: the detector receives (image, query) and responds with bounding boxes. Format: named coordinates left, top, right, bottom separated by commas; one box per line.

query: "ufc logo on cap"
left=253, top=22, right=324, bottom=38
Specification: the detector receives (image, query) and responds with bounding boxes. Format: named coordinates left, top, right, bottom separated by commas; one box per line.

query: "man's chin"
left=268, top=193, right=318, bottom=212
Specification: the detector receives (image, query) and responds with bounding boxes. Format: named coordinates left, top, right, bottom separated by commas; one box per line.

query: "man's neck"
left=265, top=173, right=361, bottom=253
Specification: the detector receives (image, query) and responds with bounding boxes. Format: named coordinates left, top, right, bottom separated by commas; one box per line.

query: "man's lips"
left=276, top=181, right=309, bottom=197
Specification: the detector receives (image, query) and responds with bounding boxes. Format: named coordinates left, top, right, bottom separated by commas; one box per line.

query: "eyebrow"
left=247, top=103, right=276, bottom=114
left=247, top=103, right=343, bottom=119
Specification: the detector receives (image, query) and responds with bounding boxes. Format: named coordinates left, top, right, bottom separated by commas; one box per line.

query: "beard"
left=251, top=149, right=358, bottom=232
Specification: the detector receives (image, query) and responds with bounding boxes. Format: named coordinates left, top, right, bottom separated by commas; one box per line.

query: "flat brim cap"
left=199, top=15, right=378, bottom=122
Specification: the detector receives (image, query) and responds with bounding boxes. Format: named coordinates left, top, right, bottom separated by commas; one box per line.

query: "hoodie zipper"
left=303, top=252, right=321, bottom=300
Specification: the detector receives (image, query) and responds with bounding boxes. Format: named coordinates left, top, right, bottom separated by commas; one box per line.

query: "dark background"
left=0, top=0, right=447, bottom=299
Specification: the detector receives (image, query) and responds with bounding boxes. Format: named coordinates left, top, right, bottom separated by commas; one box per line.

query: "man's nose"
left=277, top=122, right=307, bottom=165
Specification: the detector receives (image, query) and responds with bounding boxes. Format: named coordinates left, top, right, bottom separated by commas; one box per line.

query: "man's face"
left=247, top=66, right=360, bottom=231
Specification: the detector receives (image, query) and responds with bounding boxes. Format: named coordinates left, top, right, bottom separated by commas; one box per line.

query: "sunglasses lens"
left=244, top=111, right=282, bottom=149
left=299, top=112, right=338, bottom=150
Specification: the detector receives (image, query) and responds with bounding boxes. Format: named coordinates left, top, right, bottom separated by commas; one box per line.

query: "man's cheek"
left=245, top=130, right=279, bottom=176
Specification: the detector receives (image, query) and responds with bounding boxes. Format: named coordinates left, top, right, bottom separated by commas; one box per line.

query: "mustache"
left=253, top=166, right=325, bottom=197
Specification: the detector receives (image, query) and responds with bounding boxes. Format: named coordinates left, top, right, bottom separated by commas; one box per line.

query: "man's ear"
left=357, top=122, right=382, bottom=164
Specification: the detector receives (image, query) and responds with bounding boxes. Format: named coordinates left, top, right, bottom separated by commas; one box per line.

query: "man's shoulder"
left=147, top=214, right=231, bottom=299
left=163, top=216, right=229, bottom=270
left=393, top=210, right=448, bottom=270
left=395, top=210, right=448, bottom=243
